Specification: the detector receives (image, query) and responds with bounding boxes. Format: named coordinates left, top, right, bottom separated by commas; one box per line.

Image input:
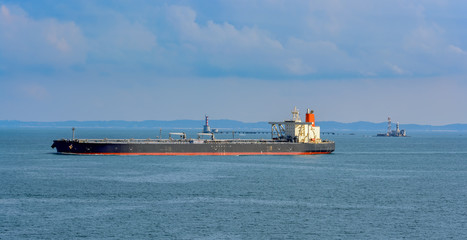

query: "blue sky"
left=1, top=0, right=466, bottom=124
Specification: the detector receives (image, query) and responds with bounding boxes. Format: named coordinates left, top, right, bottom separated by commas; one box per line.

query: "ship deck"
left=59, top=138, right=332, bottom=144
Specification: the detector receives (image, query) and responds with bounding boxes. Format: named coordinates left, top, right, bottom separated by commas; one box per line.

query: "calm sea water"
left=1, top=128, right=466, bottom=239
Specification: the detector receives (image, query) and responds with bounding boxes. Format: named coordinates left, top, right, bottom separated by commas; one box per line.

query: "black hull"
left=52, top=140, right=335, bottom=155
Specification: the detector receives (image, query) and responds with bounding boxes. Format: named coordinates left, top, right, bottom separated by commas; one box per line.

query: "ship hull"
left=52, top=140, right=335, bottom=156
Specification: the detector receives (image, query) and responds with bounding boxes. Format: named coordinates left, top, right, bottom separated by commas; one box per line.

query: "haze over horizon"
left=1, top=1, right=466, bottom=125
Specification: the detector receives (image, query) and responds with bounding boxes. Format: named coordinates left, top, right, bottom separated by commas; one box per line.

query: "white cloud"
left=448, top=45, right=467, bottom=55
left=165, top=5, right=363, bottom=76
left=2, top=1, right=467, bottom=124
left=284, top=38, right=355, bottom=75
left=3, top=1, right=466, bottom=79
left=305, top=0, right=345, bottom=35
left=0, top=4, right=160, bottom=72
left=167, top=5, right=283, bottom=70
left=387, top=63, right=406, bottom=75
left=0, top=5, right=86, bottom=66
left=168, top=5, right=282, bottom=51
left=286, top=58, right=314, bottom=75
left=91, top=16, right=157, bottom=60
left=404, top=25, right=445, bottom=54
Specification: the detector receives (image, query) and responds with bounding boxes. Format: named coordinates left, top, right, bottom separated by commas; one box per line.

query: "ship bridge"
left=269, top=107, right=321, bottom=143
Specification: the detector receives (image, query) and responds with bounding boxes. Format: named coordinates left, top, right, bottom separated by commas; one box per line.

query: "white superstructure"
left=269, top=107, right=322, bottom=143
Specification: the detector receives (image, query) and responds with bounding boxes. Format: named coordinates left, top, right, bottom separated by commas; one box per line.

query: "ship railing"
left=77, top=139, right=176, bottom=143
left=76, top=138, right=272, bottom=144
left=75, top=138, right=333, bottom=144
left=76, top=138, right=205, bottom=144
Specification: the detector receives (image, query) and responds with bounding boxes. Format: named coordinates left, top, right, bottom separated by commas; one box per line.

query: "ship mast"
left=292, top=106, right=301, bottom=122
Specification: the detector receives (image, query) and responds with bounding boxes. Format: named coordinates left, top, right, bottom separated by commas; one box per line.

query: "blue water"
left=1, top=128, right=466, bottom=239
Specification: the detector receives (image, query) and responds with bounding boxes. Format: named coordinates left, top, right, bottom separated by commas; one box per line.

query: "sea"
left=0, top=128, right=466, bottom=239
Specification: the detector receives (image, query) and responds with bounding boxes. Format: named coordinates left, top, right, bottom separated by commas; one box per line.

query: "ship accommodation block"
left=281, top=121, right=321, bottom=143
left=269, top=108, right=321, bottom=143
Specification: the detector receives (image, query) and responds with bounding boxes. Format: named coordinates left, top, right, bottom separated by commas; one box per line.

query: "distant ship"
left=51, top=107, right=335, bottom=155
left=377, top=117, right=407, bottom=137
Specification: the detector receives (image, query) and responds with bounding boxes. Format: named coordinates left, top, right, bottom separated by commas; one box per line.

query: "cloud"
left=90, top=14, right=157, bottom=61
left=448, top=45, right=467, bottom=55
left=285, top=58, right=314, bottom=75
left=305, top=0, right=345, bottom=35
left=165, top=5, right=364, bottom=77
left=1, top=1, right=467, bottom=124
left=168, top=5, right=282, bottom=51
left=404, top=25, right=445, bottom=54
left=163, top=2, right=467, bottom=78
left=166, top=5, right=284, bottom=73
left=0, top=5, right=86, bottom=66
left=2, top=1, right=467, bottom=80
left=283, top=38, right=355, bottom=75
left=387, top=63, right=406, bottom=75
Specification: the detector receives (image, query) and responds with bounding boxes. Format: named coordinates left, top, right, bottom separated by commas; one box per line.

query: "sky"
left=0, top=0, right=466, bottom=125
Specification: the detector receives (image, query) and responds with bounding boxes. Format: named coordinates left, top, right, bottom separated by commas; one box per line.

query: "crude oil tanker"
left=51, top=108, right=335, bottom=155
